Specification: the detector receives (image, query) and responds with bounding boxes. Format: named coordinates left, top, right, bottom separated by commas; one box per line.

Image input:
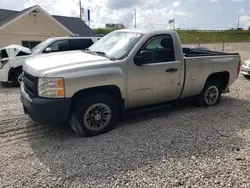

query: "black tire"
left=70, top=93, right=119, bottom=137
left=1, top=82, right=9, bottom=87
left=195, top=80, right=221, bottom=107
left=243, top=75, right=250, bottom=79
left=11, top=69, right=22, bottom=87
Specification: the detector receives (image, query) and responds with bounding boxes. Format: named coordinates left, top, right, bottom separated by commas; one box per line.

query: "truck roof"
left=47, top=36, right=101, bottom=41
left=115, top=29, right=177, bottom=35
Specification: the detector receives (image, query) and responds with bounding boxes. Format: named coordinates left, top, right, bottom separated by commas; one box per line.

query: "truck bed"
left=180, top=49, right=241, bottom=99
left=183, top=48, right=239, bottom=57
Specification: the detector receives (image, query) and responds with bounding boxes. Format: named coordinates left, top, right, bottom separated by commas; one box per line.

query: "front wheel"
left=195, top=80, right=221, bottom=107
left=70, top=93, right=119, bottom=137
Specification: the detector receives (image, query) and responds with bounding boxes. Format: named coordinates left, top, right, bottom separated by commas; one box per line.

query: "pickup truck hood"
left=23, top=51, right=109, bottom=77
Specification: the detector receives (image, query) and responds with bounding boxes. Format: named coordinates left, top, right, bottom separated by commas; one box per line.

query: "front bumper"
left=241, top=65, right=250, bottom=76
left=20, top=83, right=71, bottom=125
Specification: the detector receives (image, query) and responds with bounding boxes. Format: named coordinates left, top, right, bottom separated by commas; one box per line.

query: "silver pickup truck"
left=20, top=29, right=241, bottom=137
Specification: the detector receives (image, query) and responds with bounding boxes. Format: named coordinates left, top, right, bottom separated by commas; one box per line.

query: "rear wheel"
left=243, top=75, right=250, bottom=79
left=70, top=93, right=119, bottom=137
left=195, top=80, right=221, bottom=107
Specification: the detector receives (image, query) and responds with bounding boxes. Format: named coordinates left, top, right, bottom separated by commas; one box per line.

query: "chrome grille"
left=23, top=72, right=37, bottom=98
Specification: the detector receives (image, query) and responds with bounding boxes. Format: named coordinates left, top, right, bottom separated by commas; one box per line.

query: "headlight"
left=38, top=78, right=65, bottom=98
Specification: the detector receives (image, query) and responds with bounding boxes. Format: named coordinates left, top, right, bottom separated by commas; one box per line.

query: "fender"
left=7, top=55, right=30, bottom=81
left=51, top=66, right=126, bottom=100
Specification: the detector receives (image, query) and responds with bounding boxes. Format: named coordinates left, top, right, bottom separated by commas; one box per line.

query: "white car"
left=241, top=59, right=250, bottom=78
left=0, top=36, right=101, bottom=86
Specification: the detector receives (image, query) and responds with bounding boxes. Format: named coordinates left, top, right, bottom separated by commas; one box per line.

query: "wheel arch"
left=71, top=85, right=125, bottom=119
left=204, top=71, right=230, bottom=91
left=8, top=66, right=22, bottom=81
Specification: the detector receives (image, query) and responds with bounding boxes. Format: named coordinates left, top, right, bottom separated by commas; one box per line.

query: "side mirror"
left=140, top=50, right=154, bottom=62
left=134, top=56, right=144, bottom=66
left=134, top=50, right=154, bottom=66
left=44, top=47, right=52, bottom=53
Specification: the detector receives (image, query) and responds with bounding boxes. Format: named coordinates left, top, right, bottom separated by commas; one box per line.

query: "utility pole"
left=79, top=0, right=85, bottom=20
left=79, top=0, right=82, bottom=19
left=134, top=9, right=136, bottom=28
left=237, top=16, right=240, bottom=29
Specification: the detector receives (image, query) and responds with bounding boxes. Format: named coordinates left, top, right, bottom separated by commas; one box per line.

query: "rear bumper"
left=241, top=65, right=250, bottom=75
left=20, top=83, right=71, bottom=125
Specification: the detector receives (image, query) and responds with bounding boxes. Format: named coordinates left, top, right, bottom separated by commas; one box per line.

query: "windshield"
left=88, top=31, right=143, bottom=59
left=31, top=38, right=53, bottom=53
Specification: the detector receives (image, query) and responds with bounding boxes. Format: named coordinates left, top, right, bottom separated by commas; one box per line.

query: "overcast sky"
left=0, top=0, right=250, bottom=29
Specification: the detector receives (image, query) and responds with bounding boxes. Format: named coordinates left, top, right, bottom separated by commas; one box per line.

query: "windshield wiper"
left=84, top=48, right=91, bottom=53
left=84, top=49, right=110, bottom=59
left=91, top=51, right=107, bottom=57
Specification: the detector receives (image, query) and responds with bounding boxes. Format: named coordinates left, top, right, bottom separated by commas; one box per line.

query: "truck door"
left=127, top=35, right=181, bottom=108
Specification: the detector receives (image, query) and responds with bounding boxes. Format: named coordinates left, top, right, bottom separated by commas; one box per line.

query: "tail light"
left=237, top=60, right=241, bottom=76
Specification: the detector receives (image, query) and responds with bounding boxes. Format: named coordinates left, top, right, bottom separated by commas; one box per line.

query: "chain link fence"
left=179, top=30, right=250, bottom=52
left=182, top=42, right=250, bottom=52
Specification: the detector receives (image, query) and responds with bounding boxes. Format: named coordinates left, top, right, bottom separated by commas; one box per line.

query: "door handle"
left=166, top=68, right=178, bottom=73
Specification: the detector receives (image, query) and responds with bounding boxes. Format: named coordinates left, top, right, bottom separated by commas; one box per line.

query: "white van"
left=0, top=36, right=101, bottom=86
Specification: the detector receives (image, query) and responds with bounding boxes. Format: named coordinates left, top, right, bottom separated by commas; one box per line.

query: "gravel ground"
left=0, top=75, right=250, bottom=188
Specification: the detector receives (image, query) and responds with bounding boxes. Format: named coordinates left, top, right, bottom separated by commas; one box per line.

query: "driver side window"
left=141, top=36, right=175, bottom=63
left=146, top=38, right=164, bottom=50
